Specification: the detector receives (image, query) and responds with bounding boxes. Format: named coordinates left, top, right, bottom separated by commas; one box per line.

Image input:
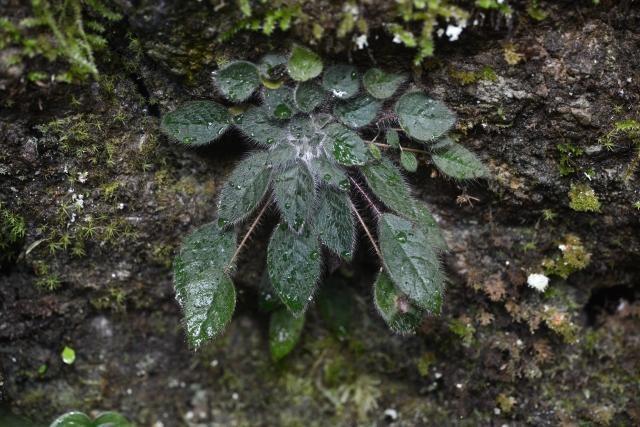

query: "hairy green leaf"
left=267, top=224, right=321, bottom=315
left=400, top=150, right=418, bottom=172
left=363, top=68, right=407, bottom=99
left=273, top=161, right=316, bottom=231
left=386, top=129, right=400, bottom=148
left=294, top=81, right=326, bottom=113
left=161, top=101, right=231, bottom=146
left=361, top=156, right=413, bottom=214
left=174, top=222, right=237, bottom=348
left=287, top=115, right=316, bottom=140
left=215, top=60, right=261, bottom=102
left=397, top=201, right=447, bottom=252
left=263, top=86, right=296, bottom=120
left=378, top=213, right=444, bottom=314
left=311, top=154, right=349, bottom=189
left=288, top=45, right=323, bottom=81
left=368, top=143, right=382, bottom=160
left=266, top=141, right=297, bottom=170
left=334, top=95, right=381, bottom=128
left=432, top=139, right=489, bottom=179
left=374, top=270, right=424, bottom=334
left=324, top=123, right=368, bottom=166
left=269, top=307, right=305, bottom=361
left=236, top=107, right=286, bottom=147
left=322, top=64, right=359, bottom=99
left=217, top=151, right=271, bottom=225
left=318, top=277, right=353, bottom=340
left=316, top=186, right=354, bottom=260
left=395, top=92, right=455, bottom=142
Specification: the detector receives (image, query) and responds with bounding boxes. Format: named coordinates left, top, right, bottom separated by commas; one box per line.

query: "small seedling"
left=50, top=410, right=132, bottom=427
left=161, top=45, right=488, bottom=358
left=61, top=345, right=76, bottom=365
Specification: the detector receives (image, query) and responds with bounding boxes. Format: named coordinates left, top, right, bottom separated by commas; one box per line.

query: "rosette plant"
left=161, top=45, right=488, bottom=358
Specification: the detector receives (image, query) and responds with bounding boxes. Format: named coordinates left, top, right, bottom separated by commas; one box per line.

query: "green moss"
left=1, top=0, right=121, bottom=82
left=599, top=118, right=640, bottom=180
left=448, top=317, right=476, bottom=347
left=542, top=234, right=591, bottom=279
left=0, top=202, right=26, bottom=261
left=568, top=183, right=601, bottom=212
left=415, top=352, right=436, bottom=377
left=90, top=286, right=127, bottom=312
left=449, top=66, right=498, bottom=86
left=557, top=143, right=584, bottom=176
left=216, top=1, right=511, bottom=66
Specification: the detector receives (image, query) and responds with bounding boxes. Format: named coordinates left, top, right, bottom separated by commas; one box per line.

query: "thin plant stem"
left=349, top=201, right=382, bottom=260
left=366, top=141, right=428, bottom=154
left=349, top=177, right=381, bottom=216
left=226, top=201, right=270, bottom=272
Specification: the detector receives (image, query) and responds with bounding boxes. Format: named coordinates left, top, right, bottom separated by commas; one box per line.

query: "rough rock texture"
left=1, top=1, right=639, bottom=426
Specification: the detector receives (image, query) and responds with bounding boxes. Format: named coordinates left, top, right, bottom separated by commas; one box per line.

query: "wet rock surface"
left=1, top=1, right=639, bottom=425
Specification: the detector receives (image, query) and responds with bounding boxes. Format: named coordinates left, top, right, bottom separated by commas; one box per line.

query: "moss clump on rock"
left=568, top=183, right=601, bottom=212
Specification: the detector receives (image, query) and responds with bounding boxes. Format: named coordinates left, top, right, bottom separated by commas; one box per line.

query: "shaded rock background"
left=1, top=0, right=639, bottom=425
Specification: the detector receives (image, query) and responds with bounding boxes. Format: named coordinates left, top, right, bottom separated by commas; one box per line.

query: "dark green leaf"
left=363, top=68, right=407, bottom=99
left=400, top=150, right=418, bottom=172
left=217, top=151, right=271, bottom=225
left=386, top=129, right=400, bottom=148
left=287, top=115, right=315, bottom=140
left=294, top=81, right=326, bottom=112
left=173, top=223, right=237, bottom=347
left=266, top=142, right=297, bottom=171
left=235, top=107, right=286, bottom=147
left=269, top=307, right=305, bottom=361
left=316, top=186, right=354, bottom=260
left=378, top=213, right=444, bottom=314
left=267, top=224, right=321, bottom=315
left=334, top=95, right=381, bottom=128
left=324, top=123, right=368, bottom=166
left=397, top=201, right=447, bottom=252
left=50, top=411, right=92, bottom=427
left=431, top=139, right=489, bottom=179
left=311, top=154, right=349, bottom=189
left=322, top=64, right=359, bottom=99
left=395, top=92, right=455, bottom=142
left=317, top=278, right=353, bottom=340
left=161, top=101, right=231, bottom=146
left=288, top=45, right=323, bottom=81
left=215, top=60, right=261, bottom=102
left=272, top=161, right=316, bottom=231
left=263, top=87, right=296, bottom=120
left=361, top=155, right=414, bottom=214
left=368, top=143, right=382, bottom=160
left=374, top=270, right=424, bottom=334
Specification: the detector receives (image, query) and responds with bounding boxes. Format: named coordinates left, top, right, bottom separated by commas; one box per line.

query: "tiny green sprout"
left=542, top=209, right=557, bottom=221
left=61, top=345, right=76, bottom=365
left=161, top=46, right=490, bottom=356
left=50, top=410, right=132, bottom=427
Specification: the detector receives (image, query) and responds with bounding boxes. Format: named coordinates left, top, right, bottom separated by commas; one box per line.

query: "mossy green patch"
left=568, top=183, right=601, bottom=212
left=542, top=234, right=591, bottom=279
